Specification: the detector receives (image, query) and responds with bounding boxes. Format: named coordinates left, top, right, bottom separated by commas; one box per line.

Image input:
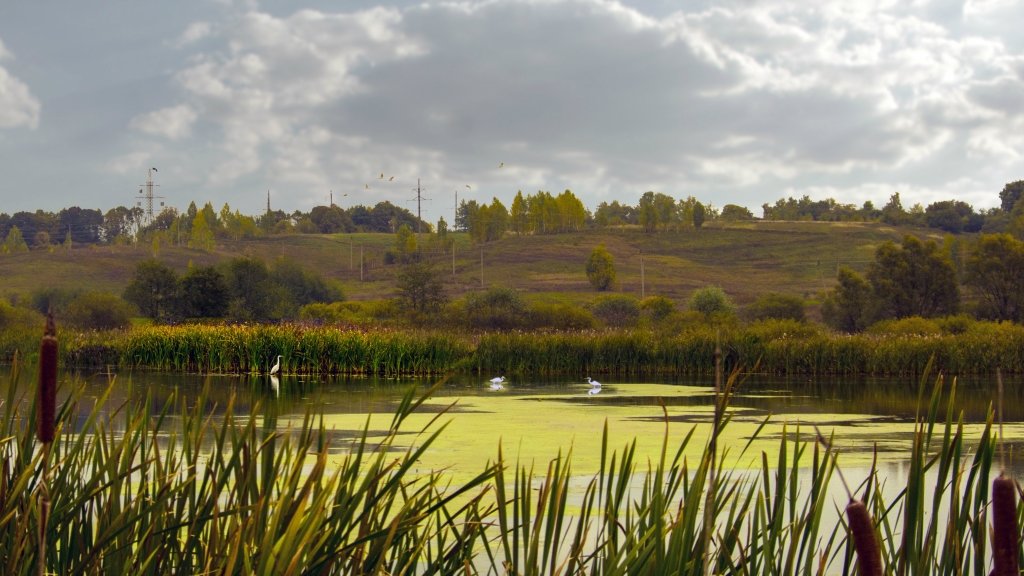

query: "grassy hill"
left=0, top=220, right=942, bottom=312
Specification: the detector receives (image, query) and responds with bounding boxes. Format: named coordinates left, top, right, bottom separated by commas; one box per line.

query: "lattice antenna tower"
left=136, top=167, right=164, bottom=225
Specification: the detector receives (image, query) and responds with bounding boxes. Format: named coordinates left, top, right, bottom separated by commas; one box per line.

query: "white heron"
left=585, top=377, right=601, bottom=388
left=269, top=355, right=283, bottom=376
left=489, top=376, right=505, bottom=384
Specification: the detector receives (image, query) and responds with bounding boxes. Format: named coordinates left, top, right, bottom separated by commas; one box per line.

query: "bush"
left=936, top=314, right=973, bottom=335
left=746, top=293, right=805, bottom=322
left=526, top=302, right=597, bottom=330
left=640, top=296, right=676, bottom=324
left=463, top=287, right=528, bottom=330
left=745, top=318, right=823, bottom=341
left=300, top=301, right=373, bottom=325
left=29, top=287, right=83, bottom=316
left=589, top=294, right=641, bottom=328
left=688, top=286, right=734, bottom=318
left=866, top=316, right=942, bottom=336
left=65, top=291, right=134, bottom=331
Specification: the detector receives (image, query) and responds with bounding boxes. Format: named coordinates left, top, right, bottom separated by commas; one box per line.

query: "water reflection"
left=3, top=369, right=1023, bottom=476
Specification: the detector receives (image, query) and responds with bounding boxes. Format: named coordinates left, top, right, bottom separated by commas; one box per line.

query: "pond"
left=32, top=369, right=1024, bottom=484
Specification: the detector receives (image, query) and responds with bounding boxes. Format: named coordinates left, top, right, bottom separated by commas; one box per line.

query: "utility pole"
left=640, top=250, right=645, bottom=299
left=409, top=179, right=429, bottom=235
left=136, top=167, right=163, bottom=226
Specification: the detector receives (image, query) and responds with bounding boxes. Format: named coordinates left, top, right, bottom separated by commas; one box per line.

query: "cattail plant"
left=37, top=312, right=57, bottom=444
left=846, top=499, right=882, bottom=576
left=36, top=311, right=57, bottom=576
left=990, top=473, right=1018, bottom=576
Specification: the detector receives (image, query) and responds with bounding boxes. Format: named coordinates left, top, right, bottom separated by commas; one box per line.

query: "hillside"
left=0, top=221, right=940, bottom=310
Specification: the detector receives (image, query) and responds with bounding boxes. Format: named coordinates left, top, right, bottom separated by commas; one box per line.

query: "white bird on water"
left=489, top=376, right=505, bottom=384
left=585, top=377, right=601, bottom=388
left=270, top=355, right=283, bottom=376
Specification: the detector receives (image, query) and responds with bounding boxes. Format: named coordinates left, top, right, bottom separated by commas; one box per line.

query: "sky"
left=0, top=0, right=1022, bottom=226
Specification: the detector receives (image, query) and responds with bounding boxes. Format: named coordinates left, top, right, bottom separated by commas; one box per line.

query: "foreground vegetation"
left=2, top=353, right=1018, bottom=574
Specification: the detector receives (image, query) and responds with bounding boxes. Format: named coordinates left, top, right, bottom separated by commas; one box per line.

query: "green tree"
left=272, top=259, right=343, bottom=309
left=688, top=286, right=734, bottom=317
left=189, top=211, right=215, bottom=251
left=692, top=203, right=706, bottom=229
left=222, top=257, right=288, bottom=321
left=965, top=233, right=1024, bottom=322
left=720, top=204, right=754, bottom=221
left=510, top=191, right=529, bottom=235
left=999, top=180, right=1024, bottom=212
left=867, top=235, right=959, bottom=319
left=880, top=192, right=909, bottom=225
left=821, top=268, right=874, bottom=332
left=2, top=225, right=29, bottom=253
left=396, top=260, right=446, bottom=314
left=178, top=266, right=230, bottom=318
left=638, top=192, right=658, bottom=232
left=585, top=244, right=615, bottom=291
left=395, top=224, right=417, bottom=260
left=123, top=260, right=179, bottom=321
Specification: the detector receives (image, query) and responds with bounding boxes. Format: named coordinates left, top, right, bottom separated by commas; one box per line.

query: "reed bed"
left=2, top=351, right=1020, bottom=574
left=29, top=319, right=1024, bottom=376
left=115, top=324, right=471, bottom=375
left=474, top=324, right=1024, bottom=376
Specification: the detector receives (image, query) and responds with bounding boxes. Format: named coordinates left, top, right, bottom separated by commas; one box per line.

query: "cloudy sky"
left=0, top=0, right=1022, bottom=224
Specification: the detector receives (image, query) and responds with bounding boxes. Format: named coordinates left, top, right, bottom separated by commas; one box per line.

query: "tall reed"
left=1, top=358, right=1015, bottom=573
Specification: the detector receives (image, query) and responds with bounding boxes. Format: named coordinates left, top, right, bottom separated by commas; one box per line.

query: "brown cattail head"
left=36, top=312, right=57, bottom=444
left=846, top=499, right=882, bottom=576
left=991, top=473, right=1019, bottom=576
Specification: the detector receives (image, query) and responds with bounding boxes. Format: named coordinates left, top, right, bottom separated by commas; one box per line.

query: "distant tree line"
left=0, top=200, right=430, bottom=251
left=3, top=180, right=1024, bottom=254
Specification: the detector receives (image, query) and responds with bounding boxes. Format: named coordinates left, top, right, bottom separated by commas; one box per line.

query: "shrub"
left=936, top=314, right=973, bottom=335
left=640, top=296, right=676, bottom=323
left=589, top=294, right=641, bottom=328
left=29, top=287, right=83, bottom=316
left=688, top=286, right=734, bottom=318
left=867, top=316, right=942, bottom=336
left=526, top=302, right=597, bottom=330
left=746, top=292, right=805, bottom=322
left=65, top=291, right=133, bottom=331
left=745, top=318, right=823, bottom=341
left=463, top=287, right=527, bottom=330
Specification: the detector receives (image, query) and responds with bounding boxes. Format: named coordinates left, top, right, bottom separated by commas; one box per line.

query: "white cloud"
left=130, top=104, right=198, bottom=140
left=174, top=21, right=213, bottom=47
left=118, top=0, right=1024, bottom=214
left=0, top=39, right=40, bottom=130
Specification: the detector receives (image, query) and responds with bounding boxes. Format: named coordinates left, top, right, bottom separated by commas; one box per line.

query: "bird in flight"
left=389, top=176, right=395, bottom=181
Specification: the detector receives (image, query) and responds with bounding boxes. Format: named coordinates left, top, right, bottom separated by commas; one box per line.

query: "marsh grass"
left=1, top=355, right=1019, bottom=574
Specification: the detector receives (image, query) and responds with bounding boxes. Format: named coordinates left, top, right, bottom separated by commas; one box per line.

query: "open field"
left=0, top=221, right=944, bottom=308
